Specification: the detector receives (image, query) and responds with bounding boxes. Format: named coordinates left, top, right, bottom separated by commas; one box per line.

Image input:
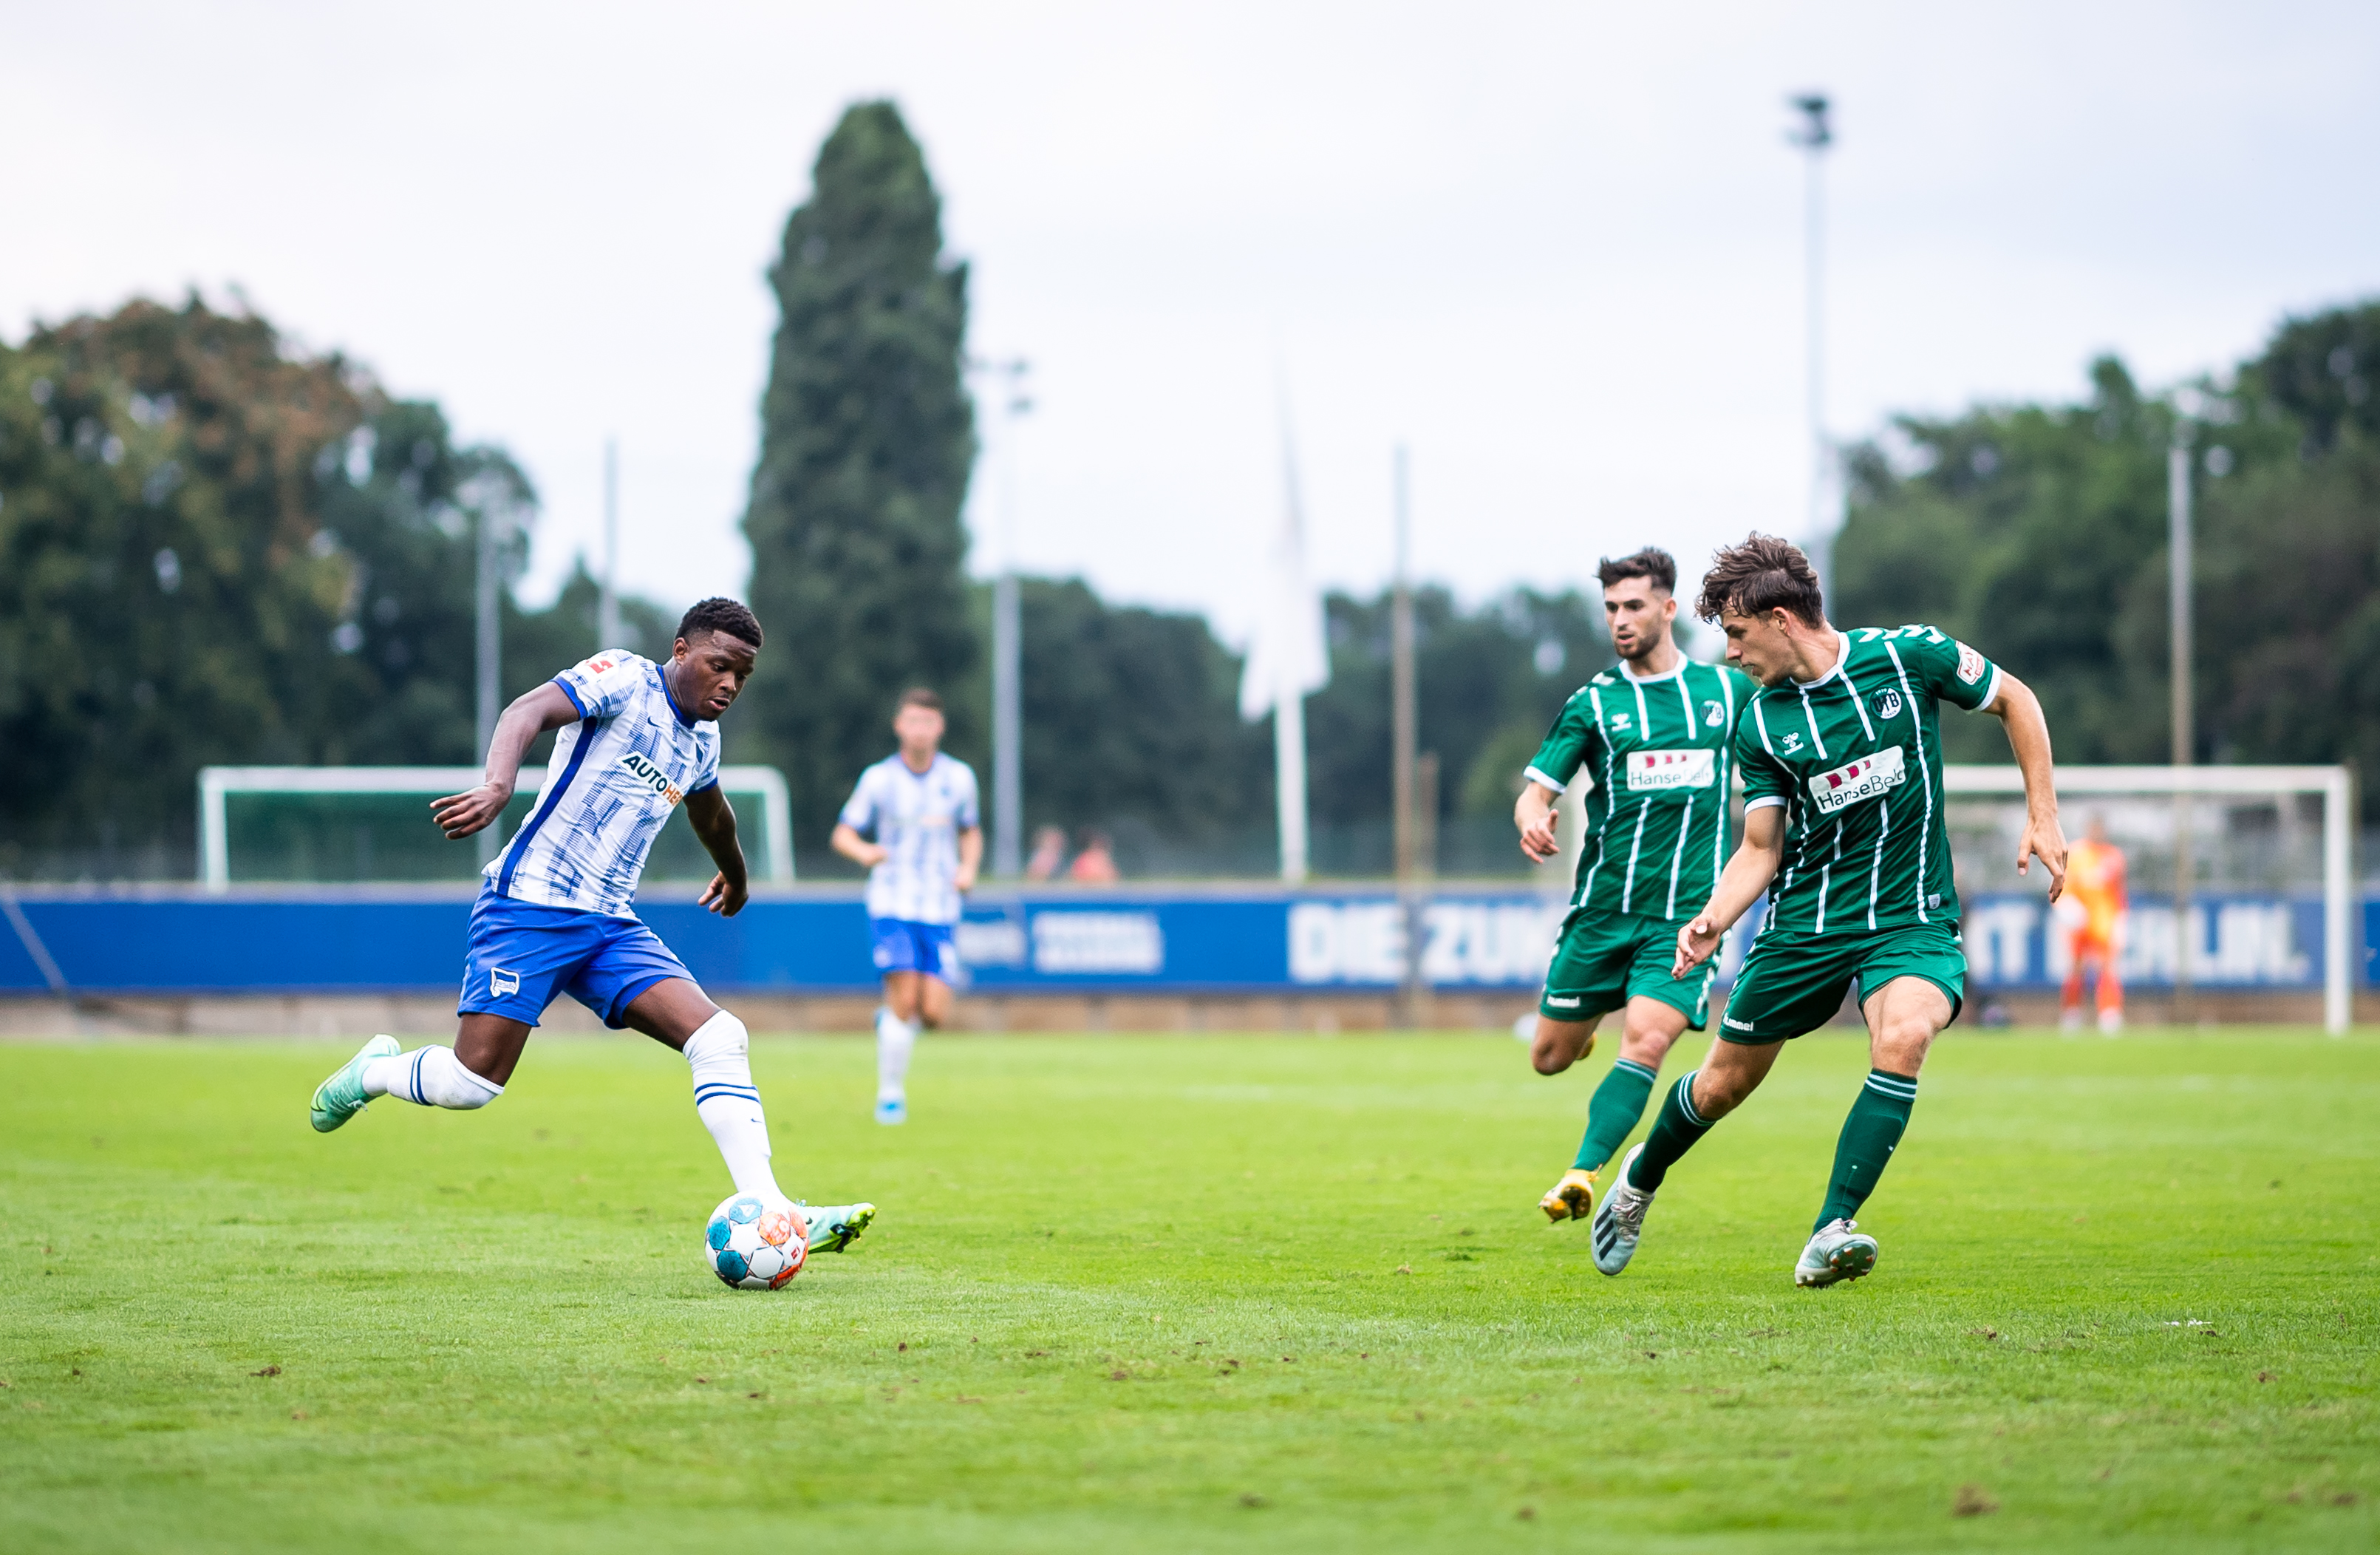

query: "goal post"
left=198, top=766, right=795, bottom=891
left=1944, top=764, right=2355, bottom=1035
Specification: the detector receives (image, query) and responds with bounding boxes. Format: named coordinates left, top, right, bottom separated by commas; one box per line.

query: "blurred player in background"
left=2058, top=814, right=2127, bottom=1034
left=831, top=688, right=981, bottom=1125
left=307, top=599, right=875, bottom=1253
left=1591, top=536, right=2064, bottom=1288
left=1514, top=548, right=1753, bottom=1230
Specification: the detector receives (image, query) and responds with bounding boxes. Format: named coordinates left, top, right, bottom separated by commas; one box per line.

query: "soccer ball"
left=705, top=1193, right=808, bottom=1289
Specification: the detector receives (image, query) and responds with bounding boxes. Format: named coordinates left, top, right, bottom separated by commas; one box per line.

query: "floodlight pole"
left=1391, top=443, right=1424, bottom=1025
left=983, top=359, right=1032, bottom=879
left=599, top=438, right=622, bottom=650
left=474, top=490, right=508, bottom=869
left=2169, top=430, right=2195, bottom=1018
left=1787, top=93, right=1833, bottom=582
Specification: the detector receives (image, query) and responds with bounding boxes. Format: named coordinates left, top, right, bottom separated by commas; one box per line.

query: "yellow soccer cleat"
left=1541, top=1168, right=1597, bottom=1223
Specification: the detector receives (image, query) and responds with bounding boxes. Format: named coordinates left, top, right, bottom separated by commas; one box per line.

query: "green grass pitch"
left=3, top=1028, right=2375, bottom=1551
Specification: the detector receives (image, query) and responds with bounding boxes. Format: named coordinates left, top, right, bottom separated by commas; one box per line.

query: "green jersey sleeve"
left=1891, top=625, right=2002, bottom=713
left=1524, top=689, right=1600, bottom=794
left=1732, top=701, right=1792, bottom=811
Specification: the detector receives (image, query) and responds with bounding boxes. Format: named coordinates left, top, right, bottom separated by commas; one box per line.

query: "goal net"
left=1940, top=765, right=2355, bottom=1033
left=198, top=766, right=794, bottom=889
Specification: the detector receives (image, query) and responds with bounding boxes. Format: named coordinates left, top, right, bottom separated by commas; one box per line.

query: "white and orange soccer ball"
left=705, top=1193, right=808, bottom=1289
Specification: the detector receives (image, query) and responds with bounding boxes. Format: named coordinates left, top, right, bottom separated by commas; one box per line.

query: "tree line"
left=4, top=96, right=2373, bottom=881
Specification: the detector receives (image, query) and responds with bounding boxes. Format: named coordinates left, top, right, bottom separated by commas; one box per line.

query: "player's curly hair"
left=677, top=597, right=763, bottom=648
left=1695, top=534, right=1824, bottom=626
left=1596, top=547, right=1677, bottom=593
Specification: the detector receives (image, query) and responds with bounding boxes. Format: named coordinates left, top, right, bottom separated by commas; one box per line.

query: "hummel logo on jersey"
left=1722, top=1015, right=1755, bottom=1031
left=489, top=967, right=519, bottom=998
left=1778, top=731, right=1804, bottom=755
left=1546, top=994, right=1583, bottom=1009
left=618, top=751, right=685, bottom=806
left=1873, top=688, right=1903, bottom=721
left=1626, top=749, right=1716, bottom=791
left=1808, top=746, right=1907, bottom=814
left=1611, top=712, right=1632, bottom=731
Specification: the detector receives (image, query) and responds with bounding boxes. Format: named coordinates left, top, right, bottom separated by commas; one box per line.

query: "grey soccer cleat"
left=1794, top=1217, right=1879, bottom=1287
left=798, top=1201, right=876, bottom=1253
left=310, top=1034, right=400, bottom=1133
left=1589, top=1144, right=1654, bottom=1276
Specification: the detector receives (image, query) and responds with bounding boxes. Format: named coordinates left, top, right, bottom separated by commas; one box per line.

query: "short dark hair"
left=1597, top=547, right=1677, bottom=593
left=896, top=687, right=942, bottom=713
left=676, top=597, right=763, bottom=649
left=1696, top=534, right=1824, bottom=625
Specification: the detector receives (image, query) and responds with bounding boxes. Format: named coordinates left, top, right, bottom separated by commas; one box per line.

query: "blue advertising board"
left=0, top=886, right=2370, bottom=998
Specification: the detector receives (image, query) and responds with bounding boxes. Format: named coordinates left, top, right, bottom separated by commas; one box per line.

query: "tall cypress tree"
left=741, top=101, right=978, bottom=850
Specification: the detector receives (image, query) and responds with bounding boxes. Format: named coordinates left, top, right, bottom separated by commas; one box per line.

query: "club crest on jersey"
left=1872, top=687, right=1904, bottom=721
left=1703, top=701, right=1725, bottom=728
left=1626, top=748, right=1716, bottom=791
left=1808, top=745, right=1906, bottom=814
left=619, top=750, right=685, bottom=806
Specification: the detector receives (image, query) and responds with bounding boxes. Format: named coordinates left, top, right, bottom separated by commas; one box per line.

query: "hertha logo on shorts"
left=489, top=967, right=520, bottom=998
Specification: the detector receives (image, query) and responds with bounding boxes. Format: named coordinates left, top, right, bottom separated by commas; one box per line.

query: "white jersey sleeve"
left=553, top=650, right=647, bottom=721
left=837, top=766, right=884, bottom=834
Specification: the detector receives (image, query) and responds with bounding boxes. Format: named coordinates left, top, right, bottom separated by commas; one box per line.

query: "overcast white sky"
left=7, top=2, right=2376, bottom=645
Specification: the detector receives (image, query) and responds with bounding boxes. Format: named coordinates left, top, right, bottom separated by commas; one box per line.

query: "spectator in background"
left=1024, top=826, right=1069, bottom=882
left=1068, top=829, right=1119, bottom=884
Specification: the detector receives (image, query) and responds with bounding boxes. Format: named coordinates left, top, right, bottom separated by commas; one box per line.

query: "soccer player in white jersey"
left=831, top=687, right=982, bottom=1126
left=305, top=599, right=876, bottom=1256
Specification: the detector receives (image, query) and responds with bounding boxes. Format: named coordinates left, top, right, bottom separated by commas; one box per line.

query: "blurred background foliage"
left=1830, top=299, right=2380, bottom=806
left=2, top=109, right=2373, bottom=879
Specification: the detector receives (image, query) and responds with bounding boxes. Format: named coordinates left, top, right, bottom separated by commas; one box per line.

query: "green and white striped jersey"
left=1735, top=624, right=2003, bottom=937
left=1527, top=659, right=1754, bottom=922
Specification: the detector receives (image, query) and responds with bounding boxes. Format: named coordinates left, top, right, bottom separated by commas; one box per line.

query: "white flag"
left=1238, top=424, right=1329, bottom=721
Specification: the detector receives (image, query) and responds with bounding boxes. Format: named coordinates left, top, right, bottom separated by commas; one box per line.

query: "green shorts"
left=1540, top=908, right=1712, bottom=1030
left=1716, top=920, right=1966, bottom=1044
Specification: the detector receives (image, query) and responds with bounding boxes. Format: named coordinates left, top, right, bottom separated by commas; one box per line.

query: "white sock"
left=685, top=1010, right=782, bottom=1200
left=361, top=1047, right=503, bottom=1109
left=876, top=1007, right=918, bottom=1101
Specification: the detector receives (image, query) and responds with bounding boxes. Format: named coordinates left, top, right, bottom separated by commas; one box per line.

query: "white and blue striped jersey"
left=485, top=650, right=721, bottom=919
left=838, top=752, right=979, bottom=925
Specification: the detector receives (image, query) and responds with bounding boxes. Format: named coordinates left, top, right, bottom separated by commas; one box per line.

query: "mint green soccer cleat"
left=798, top=1201, right=876, bottom=1253
left=1794, top=1217, right=1878, bottom=1287
left=310, top=1034, right=400, bottom=1133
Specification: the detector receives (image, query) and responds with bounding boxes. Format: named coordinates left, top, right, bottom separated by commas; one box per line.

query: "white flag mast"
left=1238, top=378, right=1330, bottom=883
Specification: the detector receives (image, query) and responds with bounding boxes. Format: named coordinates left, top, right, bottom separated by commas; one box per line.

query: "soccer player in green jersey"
left=1589, top=534, right=2065, bottom=1286
left=1514, top=548, right=1756, bottom=1228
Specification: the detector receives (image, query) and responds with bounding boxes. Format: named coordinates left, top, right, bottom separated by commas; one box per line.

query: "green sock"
left=1623, top=1070, right=1714, bottom=1193
left=1815, top=1069, right=1917, bottom=1231
left=1574, top=1059, right=1659, bottom=1173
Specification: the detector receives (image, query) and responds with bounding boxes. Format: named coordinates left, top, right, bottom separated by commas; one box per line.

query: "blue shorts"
left=870, top=917, right=958, bottom=981
left=458, top=887, right=694, bottom=1030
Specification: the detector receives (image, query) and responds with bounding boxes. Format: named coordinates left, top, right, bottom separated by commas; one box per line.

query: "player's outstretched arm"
left=1982, top=670, right=2067, bottom=903
left=1673, top=805, right=1787, bottom=977
left=432, top=682, right=582, bottom=840
left=686, top=786, right=750, bottom=917
left=1514, top=780, right=1561, bottom=864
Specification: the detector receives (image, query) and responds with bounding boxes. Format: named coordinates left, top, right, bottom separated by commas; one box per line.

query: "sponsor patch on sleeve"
left=1954, top=642, right=1987, bottom=686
